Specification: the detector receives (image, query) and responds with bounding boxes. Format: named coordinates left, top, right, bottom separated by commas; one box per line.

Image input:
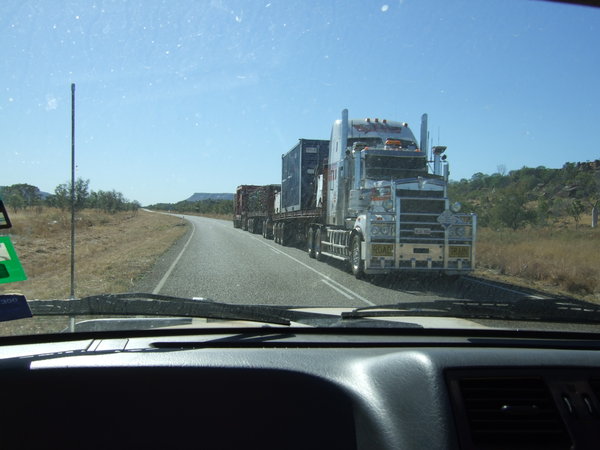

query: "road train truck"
left=268, top=109, right=477, bottom=278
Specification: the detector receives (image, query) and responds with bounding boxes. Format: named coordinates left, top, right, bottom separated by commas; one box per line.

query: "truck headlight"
left=449, top=226, right=471, bottom=238
left=371, top=224, right=393, bottom=236
left=450, top=202, right=462, bottom=213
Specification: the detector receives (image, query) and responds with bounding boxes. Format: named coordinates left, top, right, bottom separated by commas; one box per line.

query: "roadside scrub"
left=476, top=225, right=600, bottom=303
left=0, top=208, right=189, bottom=299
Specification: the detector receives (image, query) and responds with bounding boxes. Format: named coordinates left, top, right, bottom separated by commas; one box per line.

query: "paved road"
left=136, top=215, right=459, bottom=308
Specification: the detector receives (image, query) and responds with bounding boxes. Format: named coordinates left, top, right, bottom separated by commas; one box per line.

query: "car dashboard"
left=2, top=328, right=600, bottom=449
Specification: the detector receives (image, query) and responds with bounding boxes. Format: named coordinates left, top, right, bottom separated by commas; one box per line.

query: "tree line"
left=0, top=178, right=141, bottom=214
left=147, top=199, right=233, bottom=216
left=449, top=162, right=600, bottom=230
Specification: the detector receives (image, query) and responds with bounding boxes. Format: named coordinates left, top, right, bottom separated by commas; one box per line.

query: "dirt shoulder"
left=0, top=208, right=189, bottom=300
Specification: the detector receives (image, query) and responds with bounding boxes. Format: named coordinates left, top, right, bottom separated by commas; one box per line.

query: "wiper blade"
left=342, top=298, right=600, bottom=325
left=28, top=293, right=291, bottom=326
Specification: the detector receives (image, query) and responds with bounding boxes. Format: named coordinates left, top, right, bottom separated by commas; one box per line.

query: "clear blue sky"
left=2, top=0, right=599, bottom=205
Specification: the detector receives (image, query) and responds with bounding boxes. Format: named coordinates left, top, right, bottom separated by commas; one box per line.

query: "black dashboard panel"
left=2, top=332, right=600, bottom=449
left=0, top=367, right=356, bottom=450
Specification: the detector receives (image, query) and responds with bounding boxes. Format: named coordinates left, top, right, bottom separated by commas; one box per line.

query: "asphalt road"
left=136, top=214, right=462, bottom=308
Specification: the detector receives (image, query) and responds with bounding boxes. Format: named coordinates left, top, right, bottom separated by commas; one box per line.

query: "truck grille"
left=398, top=195, right=445, bottom=244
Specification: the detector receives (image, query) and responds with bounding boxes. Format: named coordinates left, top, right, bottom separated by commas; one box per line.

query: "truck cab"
left=322, top=110, right=476, bottom=277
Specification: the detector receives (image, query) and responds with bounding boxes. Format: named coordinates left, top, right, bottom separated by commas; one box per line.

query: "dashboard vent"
left=457, top=377, right=571, bottom=450
left=589, top=379, right=600, bottom=402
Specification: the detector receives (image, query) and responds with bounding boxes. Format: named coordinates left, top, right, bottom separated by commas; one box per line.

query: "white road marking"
left=321, top=279, right=354, bottom=299
left=251, top=237, right=375, bottom=306
left=466, top=276, right=549, bottom=300
left=153, top=219, right=196, bottom=295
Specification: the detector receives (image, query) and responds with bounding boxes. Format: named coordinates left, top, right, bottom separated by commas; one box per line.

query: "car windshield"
left=1, top=0, right=599, bottom=336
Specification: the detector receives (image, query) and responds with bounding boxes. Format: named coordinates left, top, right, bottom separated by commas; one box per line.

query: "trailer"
left=234, top=184, right=281, bottom=235
left=247, top=184, right=281, bottom=237
left=233, top=185, right=259, bottom=230
left=272, top=139, right=329, bottom=246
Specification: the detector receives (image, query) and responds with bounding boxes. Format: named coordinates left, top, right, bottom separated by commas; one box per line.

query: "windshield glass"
left=1, top=0, right=599, bottom=336
left=365, top=154, right=428, bottom=179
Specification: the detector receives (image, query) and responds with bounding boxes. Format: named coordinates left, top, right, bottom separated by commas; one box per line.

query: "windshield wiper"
left=342, top=298, right=600, bottom=325
left=28, top=293, right=291, bottom=326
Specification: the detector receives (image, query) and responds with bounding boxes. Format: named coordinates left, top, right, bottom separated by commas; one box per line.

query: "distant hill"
left=184, top=192, right=233, bottom=202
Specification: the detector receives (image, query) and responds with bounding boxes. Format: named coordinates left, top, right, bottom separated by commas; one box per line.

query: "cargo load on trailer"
left=234, top=184, right=281, bottom=235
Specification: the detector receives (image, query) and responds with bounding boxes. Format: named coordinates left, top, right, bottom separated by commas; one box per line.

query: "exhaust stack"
left=341, top=109, right=349, bottom=156
left=420, top=113, right=428, bottom=155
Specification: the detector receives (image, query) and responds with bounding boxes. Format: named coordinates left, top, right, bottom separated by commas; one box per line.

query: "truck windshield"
left=348, top=138, right=382, bottom=150
left=364, top=155, right=427, bottom=180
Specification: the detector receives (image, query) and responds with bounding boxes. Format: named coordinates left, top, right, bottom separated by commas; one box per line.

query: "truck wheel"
left=280, top=223, right=287, bottom=246
left=350, top=234, right=364, bottom=279
left=314, top=228, right=324, bottom=261
left=307, top=227, right=315, bottom=258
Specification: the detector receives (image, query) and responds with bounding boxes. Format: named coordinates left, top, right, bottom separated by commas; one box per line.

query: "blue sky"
left=1, top=0, right=599, bottom=205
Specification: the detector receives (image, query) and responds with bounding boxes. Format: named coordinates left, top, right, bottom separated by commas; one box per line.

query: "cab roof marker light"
left=366, top=118, right=371, bottom=122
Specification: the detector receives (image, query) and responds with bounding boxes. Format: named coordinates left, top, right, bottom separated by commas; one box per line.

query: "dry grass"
left=476, top=224, right=600, bottom=302
left=0, top=208, right=188, bottom=300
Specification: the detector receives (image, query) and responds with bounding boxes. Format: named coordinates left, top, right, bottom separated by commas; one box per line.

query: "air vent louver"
left=458, top=377, right=571, bottom=450
left=589, top=379, right=600, bottom=402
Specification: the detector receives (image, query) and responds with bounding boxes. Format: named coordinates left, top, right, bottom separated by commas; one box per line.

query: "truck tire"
left=350, top=233, right=364, bottom=279
left=280, top=223, right=287, bottom=247
left=314, top=228, right=324, bottom=261
left=307, top=227, right=315, bottom=258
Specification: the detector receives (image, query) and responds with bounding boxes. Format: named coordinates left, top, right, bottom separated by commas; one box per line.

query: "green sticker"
left=0, top=237, right=27, bottom=284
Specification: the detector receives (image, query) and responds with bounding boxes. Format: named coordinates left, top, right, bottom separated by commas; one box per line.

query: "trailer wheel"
left=280, top=223, right=288, bottom=246
left=314, top=228, right=324, bottom=261
left=350, top=233, right=364, bottom=279
left=307, top=227, right=315, bottom=258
